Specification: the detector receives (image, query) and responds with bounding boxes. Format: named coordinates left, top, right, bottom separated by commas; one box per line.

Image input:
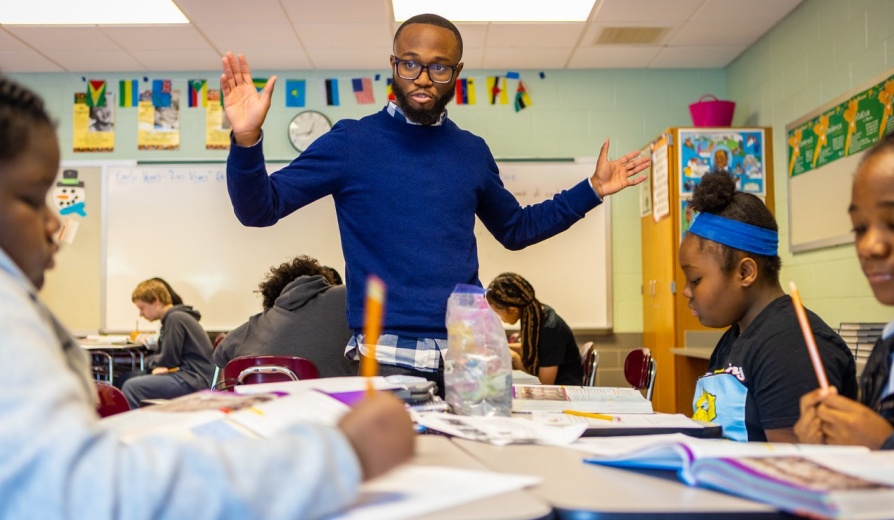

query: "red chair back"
left=221, top=355, right=320, bottom=390
left=95, top=382, right=130, bottom=417
left=624, top=348, right=656, bottom=400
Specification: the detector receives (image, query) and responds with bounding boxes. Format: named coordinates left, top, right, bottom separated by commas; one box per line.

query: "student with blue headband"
left=681, top=172, right=857, bottom=442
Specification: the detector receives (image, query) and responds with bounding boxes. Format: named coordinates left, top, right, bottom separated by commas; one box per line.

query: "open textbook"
left=578, top=433, right=894, bottom=519
left=512, top=384, right=654, bottom=414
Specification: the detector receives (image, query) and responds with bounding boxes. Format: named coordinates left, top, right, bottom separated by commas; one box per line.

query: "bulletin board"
left=99, top=160, right=612, bottom=332
left=787, top=69, right=894, bottom=253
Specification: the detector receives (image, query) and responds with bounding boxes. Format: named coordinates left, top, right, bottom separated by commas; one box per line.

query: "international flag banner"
left=455, top=78, right=476, bottom=105
left=506, top=71, right=520, bottom=80
left=487, top=76, right=508, bottom=105
left=86, top=80, right=107, bottom=107
left=119, top=79, right=138, bottom=108
left=253, top=78, right=268, bottom=92
left=352, top=77, right=375, bottom=104
left=386, top=78, right=396, bottom=102
left=321, top=79, right=340, bottom=106
left=152, top=79, right=172, bottom=107
left=188, top=79, right=207, bottom=108
left=514, top=80, right=532, bottom=112
left=285, top=80, right=306, bottom=107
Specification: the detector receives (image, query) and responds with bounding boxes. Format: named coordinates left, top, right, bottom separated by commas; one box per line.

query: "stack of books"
left=838, top=322, right=886, bottom=376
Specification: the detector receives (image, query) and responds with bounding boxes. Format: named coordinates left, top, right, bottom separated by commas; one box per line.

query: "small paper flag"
left=152, top=79, right=172, bottom=107
left=321, top=78, right=340, bottom=106
left=352, top=77, right=375, bottom=104
left=252, top=78, right=268, bottom=93
left=487, top=76, right=508, bottom=105
left=285, top=80, right=306, bottom=107
left=86, top=80, right=106, bottom=107
left=455, top=78, right=476, bottom=105
left=514, top=80, right=532, bottom=112
left=188, top=79, right=207, bottom=108
left=119, top=79, right=138, bottom=108
left=386, top=78, right=396, bottom=102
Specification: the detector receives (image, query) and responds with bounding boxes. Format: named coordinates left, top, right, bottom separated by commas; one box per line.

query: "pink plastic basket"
left=689, top=94, right=735, bottom=127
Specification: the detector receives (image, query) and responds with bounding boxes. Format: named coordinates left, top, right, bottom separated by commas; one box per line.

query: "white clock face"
left=289, top=111, right=332, bottom=152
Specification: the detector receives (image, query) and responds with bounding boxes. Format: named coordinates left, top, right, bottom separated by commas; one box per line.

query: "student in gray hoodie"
left=123, top=279, right=215, bottom=408
left=214, top=255, right=356, bottom=378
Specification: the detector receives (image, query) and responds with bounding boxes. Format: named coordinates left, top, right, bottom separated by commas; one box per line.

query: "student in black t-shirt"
left=795, top=132, right=894, bottom=450
left=681, top=172, right=856, bottom=442
left=486, top=272, right=583, bottom=386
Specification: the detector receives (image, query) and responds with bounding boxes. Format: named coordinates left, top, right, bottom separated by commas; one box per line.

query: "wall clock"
left=288, top=110, right=332, bottom=152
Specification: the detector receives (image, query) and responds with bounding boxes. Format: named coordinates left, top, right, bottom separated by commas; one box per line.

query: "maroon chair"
left=219, top=355, right=320, bottom=391
left=95, top=381, right=130, bottom=418
left=624, top=348, right=656, bottom=401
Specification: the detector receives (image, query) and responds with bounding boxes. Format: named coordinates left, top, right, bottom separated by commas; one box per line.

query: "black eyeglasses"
left=393, top=57, right=458, bottom=84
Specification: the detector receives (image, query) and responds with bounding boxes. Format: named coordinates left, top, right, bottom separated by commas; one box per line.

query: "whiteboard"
left=103, top=161, right=610, bottom=331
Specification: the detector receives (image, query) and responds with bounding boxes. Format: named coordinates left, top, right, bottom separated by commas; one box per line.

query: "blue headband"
left=688, top=212, right=778, bottom=256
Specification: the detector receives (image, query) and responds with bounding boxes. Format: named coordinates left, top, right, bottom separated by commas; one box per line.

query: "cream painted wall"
left=12, top=67, right=725, bottom=333
left=727, top=0, right=894, bottom=327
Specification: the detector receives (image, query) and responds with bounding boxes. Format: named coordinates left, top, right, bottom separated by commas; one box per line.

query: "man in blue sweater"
left=221, top=14, right=649, bottom=391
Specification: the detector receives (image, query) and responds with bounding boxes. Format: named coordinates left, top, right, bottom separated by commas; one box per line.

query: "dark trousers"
left=122, top=372, right=193, bottom=409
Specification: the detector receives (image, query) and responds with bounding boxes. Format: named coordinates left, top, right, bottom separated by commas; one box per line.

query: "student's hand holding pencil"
left=338, top=391, right=415, bottom=480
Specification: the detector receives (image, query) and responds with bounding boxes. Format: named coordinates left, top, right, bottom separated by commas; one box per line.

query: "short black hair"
left=0, top=75, right=54, bottom=162
left=393, top=13, right=463, bottom=60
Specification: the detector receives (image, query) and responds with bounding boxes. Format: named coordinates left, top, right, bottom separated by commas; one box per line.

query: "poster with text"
left=678, top=128, right=765, bottom=195
left=138, top=90, right=180, bottom=150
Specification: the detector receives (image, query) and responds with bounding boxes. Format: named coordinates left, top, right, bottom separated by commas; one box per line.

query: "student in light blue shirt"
left=0, top=74, right=414, bottom=519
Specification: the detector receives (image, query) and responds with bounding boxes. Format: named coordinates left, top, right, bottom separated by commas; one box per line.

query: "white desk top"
left=452, top=438, right=787, bottom=518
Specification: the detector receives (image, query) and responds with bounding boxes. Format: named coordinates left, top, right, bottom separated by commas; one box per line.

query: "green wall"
left=727, top=0, right=894, bottom=327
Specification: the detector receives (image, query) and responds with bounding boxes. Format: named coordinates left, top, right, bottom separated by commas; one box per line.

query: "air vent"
left=595, top=27, right=668, bottom=45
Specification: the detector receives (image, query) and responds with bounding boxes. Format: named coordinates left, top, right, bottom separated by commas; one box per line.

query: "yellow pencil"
left=789, top=281, right=829, bottom=389
left=362, top=275, right=386, bottom=396
left=563, top=409, right=617, bottom=421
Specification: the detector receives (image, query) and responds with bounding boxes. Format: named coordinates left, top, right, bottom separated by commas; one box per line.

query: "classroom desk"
left=414, top=435, right=552, bottom=520
left=452, top=439, right=789, bottom=519
left=79, top=341, right=147, bottom=385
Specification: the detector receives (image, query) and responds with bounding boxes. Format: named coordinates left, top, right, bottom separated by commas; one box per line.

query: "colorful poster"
left=678, top=129, right=765, bottom=195
left=205, top=103, right=230, bottom=150
left=138, top=90, right=180, bottom=150
left=73, top=92, right=114, bottom=152
left=651, top=135, right=669, bottom=222
left=788, top=73, right=894, bottom=177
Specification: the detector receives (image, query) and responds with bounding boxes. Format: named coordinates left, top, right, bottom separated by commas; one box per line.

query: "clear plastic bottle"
left=444, top=284, right=512, bottom=416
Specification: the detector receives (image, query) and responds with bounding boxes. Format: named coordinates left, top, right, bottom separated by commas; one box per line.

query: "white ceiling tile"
left=485, top=23, right=585, bottom=48
left=453, top=23, right=489, bottom=49
left=41, top=50, right=145, bottom=72
left=4, top=26, right=120, bottom=51
left=692, top=0, right=803, bottom=22
left=175, top=0, right=288, bottom=24
left=482, top=48, right=574, bottom=69
left=304, top=47, right=393, bottom=70
left=568, top=45, right=662, bottom=68
left=668, top=20, right=774, bottom=47
left=0, top=50, right=65, bottom=72
left=200, top=23, right=301, bottom=50
left=224, top=48, right=314, bottom=70
left=281, top=0, right=392, bottom=23
left=0, top=28, right=31, bottom=51
left=128, top=48, right=222, bottom=71
left=101, top=25, right=210, bottom=50
left=458, top=47, right=484, bottom=68
left=593, top=0, right=705, bottom=22
left=652, top=46, right=746, bottom=68
left=294, top=23, right=392, bottom=48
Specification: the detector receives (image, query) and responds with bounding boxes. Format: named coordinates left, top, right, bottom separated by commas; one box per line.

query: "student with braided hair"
left=486, top=272, right=583, bottom=385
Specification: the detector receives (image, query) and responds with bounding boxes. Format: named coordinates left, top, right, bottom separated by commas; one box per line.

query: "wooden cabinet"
left=641, top=128, right=774, bottom=414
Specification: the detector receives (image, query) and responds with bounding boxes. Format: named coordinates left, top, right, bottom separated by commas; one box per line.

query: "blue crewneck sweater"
left=227, top=107, right=600, bottom=338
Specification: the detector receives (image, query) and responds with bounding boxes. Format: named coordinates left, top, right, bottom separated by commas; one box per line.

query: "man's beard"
left=392, top=77, right=455, bottom=126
